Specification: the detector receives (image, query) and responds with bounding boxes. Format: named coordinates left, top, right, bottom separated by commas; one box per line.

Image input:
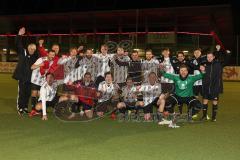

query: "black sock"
left=178, top=104, right=183, bottom=114
left=212, top=104, right=218, bottom=120
left=191, top=102, right=202, bottom=116
left=192, top=108, right=196, bottom=116
left=202, top=104, right=208, bottom=117
left=168, top=105, right=174, bottom=113
left=31, top=97, right=37, bottom=110
left=157, top=112, right=163, bottom=121
left=119, top=108, right=126, bottom=114
left=71, top=103, right=79, bottom=113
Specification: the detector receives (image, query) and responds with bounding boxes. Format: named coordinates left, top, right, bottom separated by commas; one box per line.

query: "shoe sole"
left=169, top=125, right=180, bottom=128
left=158, top=121, right=172, bottom=125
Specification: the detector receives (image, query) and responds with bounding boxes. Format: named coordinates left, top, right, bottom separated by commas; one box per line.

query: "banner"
left=0, top=62, right=17, bottom=73
left=147, top=33, right=176, bottom=44
left=223, top=66, right=240, bottom=81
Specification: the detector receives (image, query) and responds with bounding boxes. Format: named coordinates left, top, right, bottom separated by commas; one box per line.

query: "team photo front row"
left=27, top=64, right=210, bottom=129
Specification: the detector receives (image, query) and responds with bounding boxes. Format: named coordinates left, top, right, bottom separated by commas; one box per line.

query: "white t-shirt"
left=38, top=81, right=58, bottom=116
left=31, top=57, right=53, bottom=86
left=98, top=81, right=119, bottom=103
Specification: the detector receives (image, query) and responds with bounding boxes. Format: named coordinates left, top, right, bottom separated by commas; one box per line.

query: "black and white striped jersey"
left=139, top=82, right=162, bottom=106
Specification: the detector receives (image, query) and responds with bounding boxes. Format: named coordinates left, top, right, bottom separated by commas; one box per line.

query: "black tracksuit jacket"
left=12, top=35, right=38, bottom=82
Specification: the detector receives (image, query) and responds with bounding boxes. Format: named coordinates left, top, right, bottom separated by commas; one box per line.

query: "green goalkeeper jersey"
left=162, top=72, right=204, bottom=97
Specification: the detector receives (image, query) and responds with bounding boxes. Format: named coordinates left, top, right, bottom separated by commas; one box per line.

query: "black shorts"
left=81, top=103, right=92, bottom=111
left=125, top=102, right=137, bottom=110
left=202, top=93, right=219, bottom=101
left=96, top=99, right=117, bottom=113
left=39, top=96, right=59, bottom=108
left=168, top=94, right=196, bottom=106
left=165, top=94, right=202, bottom=113
left=142, top=97, right=159, bottom=114
left=193, top=85, right=202, bottom=96
left=31, top=83, right=41, bottom=91
left=161, top=83, right=175, bottom=94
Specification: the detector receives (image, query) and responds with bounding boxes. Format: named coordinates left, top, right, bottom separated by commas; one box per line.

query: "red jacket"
left=67, top=81, right=97, bottom=106
left=38, top=46, right=64, bottom=79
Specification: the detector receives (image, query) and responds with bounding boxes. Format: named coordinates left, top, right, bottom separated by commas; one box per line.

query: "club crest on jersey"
left=177, top=80, right=188, bottom=90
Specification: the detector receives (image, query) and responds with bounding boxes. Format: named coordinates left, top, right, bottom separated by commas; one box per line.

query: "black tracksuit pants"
left=17, top=81, right=31, bottom=110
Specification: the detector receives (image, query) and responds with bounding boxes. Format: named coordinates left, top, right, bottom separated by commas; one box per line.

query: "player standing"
left=13, top=27, right=39, bottom=115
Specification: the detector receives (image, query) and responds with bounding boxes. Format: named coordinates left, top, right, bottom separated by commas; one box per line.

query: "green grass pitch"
left=0, top=73, right=240, bottom=160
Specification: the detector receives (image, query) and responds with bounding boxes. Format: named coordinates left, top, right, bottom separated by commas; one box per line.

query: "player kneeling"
left=59, top=72, right=96, bottom=119
left=35, top=73, right=58, bottom=120
left=117, top=77, right=140, bottom=119
left=162, top=64, right=205, bottom=125
left=136, top=72, right=166, bottom=122
left=96, top=72, right=120, bottom=117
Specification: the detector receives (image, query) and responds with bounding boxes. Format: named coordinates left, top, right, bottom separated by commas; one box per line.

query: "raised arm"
left=222, top=50, right=231, bottom=67
left=162, top=72, right=178, bottom=81
left=16, top=27, right=26, bottom=55
left=57, top=55, right=71, bottom=65
left=38, top=39, right=48, bottom=57
left=114, top=56, right=130, bottom=66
